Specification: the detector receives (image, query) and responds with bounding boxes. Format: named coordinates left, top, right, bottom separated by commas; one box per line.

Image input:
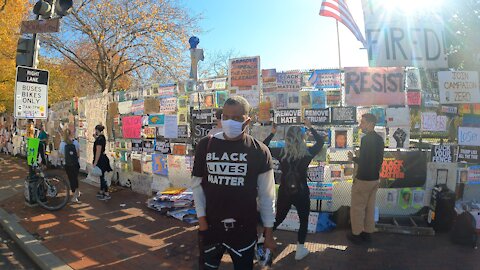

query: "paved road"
left=0, top=221, right=39, bottom=270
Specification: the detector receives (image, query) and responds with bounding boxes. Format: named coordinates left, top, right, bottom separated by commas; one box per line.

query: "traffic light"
left=33, top=0, right=73, bottom=18
left=16, top=38, right=40, bottom=67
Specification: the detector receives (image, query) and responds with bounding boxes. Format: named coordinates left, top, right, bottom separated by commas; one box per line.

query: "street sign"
left=14, top=66, right=49, bottom=119
left=20, top=18, right=60, bottom=34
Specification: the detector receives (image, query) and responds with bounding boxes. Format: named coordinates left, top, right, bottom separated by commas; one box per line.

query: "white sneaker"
left=295, top=245, right=309, bottom=261
left=74, top=190, right=81, bottom=198
left=71, top=197, right=80, bottom=203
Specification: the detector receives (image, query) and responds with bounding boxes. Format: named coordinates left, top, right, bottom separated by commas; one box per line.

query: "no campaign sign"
left=15, top=66, right=49, bottom=119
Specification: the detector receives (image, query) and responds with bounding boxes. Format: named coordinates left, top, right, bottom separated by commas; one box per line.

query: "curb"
left=0, top=208, right=73, bottom=270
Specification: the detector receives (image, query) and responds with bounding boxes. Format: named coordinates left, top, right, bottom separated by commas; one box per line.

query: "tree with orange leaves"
left=43, top=0, right=200, bottom=93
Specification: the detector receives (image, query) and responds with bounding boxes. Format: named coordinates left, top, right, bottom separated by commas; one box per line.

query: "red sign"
left=122, top=116, right=142, bottom=139
left=407, top=91, right=422, bottom=106
left=229, top=57, right=260, bottom=90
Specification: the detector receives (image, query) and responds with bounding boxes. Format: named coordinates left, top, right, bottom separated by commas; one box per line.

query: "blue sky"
left=185, top=0, right=368, bottom=71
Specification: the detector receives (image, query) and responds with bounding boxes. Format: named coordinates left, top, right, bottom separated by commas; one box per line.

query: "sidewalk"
left=0, top=154, right=479, bottom=270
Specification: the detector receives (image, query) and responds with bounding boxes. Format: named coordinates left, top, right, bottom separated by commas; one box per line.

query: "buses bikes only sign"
left=14, top=66, right=49, bottom=119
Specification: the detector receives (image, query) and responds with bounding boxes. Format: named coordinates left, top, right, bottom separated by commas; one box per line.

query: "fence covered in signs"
left=1, top=61, right=479, bottom=218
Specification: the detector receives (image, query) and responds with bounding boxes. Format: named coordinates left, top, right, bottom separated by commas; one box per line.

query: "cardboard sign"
left=457, top=146, right=480, bottom=163
left=344, top=67, right=405, bottom=106
left=275, top=109, right=302, bottom=125
left=438, top=71, right=480, bottom=104
left=304, top=109, right=330, bottom=125
left=431, top=145, right=455, bottom=163
left=229, top=56, right=260, bottom=90
left=122, top=116, right=142, bottom=139
left=277, top=71, right=302, bottom=92
left=458, top=127, right=480, bottom=146
left=144, top=98, right=160, bottom=114
left=152, top=154, right=168, bottom=175
left=308, top=69, right=341, bottom=88
left=421, top=112, right=447, bottom=132
left=308, top=182, right=333, bottom=200
left=331, top=107, right=357, bottom=125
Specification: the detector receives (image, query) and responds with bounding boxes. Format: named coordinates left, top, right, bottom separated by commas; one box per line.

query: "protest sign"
left=431, top=145, right=455, bottom=163
left=277, top=210, right=319, bottom=233
left=467, top=165, right=480, bottom=183
left=27, top=138, right=40, bottom=165
left=287, top=92, right=300, bottom=108
left=144, top=98, right=160, bottom=114
left=407, top=91, right=422, bottom=106
left=131, top=100, right=144, bottom=115
left=118, top=101, right=132, bottom=114
left=215, top=91, right=228, bottom=107
left=370, top=107, right=386, bottom=126
left=164, top=115, right=178, bottom=139
left=131, top=139, right=143, bottom=152
left=380, top=151, right=427, bottom=188
left=122, top=116, right=142, bottom=139
left=142, top=140, right=155, bottom=153
left=438, top=71, right=480, bottom=104
left=262, top=69, right=277, bottom=92
left=229, top=56, right=260, bottom=90
left=386, top=107, right=410, bottom=127
left=300, top=91, right=312, bottom=109
left=308, top=69, right=341, bottom=88
left=421, top=112, right=448, bottom=132
left=154, top=140, right=171, bottom=154
left=275, top=109, right=302, bottom=125
left=458, top=127, right=480, bottom=146
left=325, top=89, right=342, bottom=107
left=148, top=114, right=164, bottom=126
left=331, top=107, right=357, bottom=125
left=388, top=127, right=410, bottom=149
left=310, top=90, right=326, bottom=109
left=191, top=109, right=215, bottom=124
left=277, top=71, right=302, bottom=92
left=344, top=67, right=405, bottom=106
left=307, top=165, right=325, bottom=182
left=237, top=90, right=259, bottom=108
left=456, top=146, right=480, bottom=163
left=152, top=154, right=168, bottom=175
left=308, top=182, right=333, bottom=201
left=142, top=127, right=156, bottom=139
left=159, top=97, right=177, bottom=113
left=177, top=125, right=189, bottom=138
left=258, top=102, right=272, bottom=123
left=406, top=69, right=422, bottom=90
left=304, top=109, right=330, bottom=125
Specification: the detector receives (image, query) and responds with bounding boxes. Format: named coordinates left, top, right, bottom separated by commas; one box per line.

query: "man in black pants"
left=192, top=96, right=276, bottom=269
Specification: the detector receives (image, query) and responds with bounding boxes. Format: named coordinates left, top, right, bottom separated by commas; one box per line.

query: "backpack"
left=284, top=159, right=302, bottom=196
left=450, top=211, right=478, bottom=248
left=64, top=143, right=79, bottom=167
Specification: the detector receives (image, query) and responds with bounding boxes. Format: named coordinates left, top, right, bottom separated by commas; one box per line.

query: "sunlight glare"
left=382, top=0, right=445, bottom=15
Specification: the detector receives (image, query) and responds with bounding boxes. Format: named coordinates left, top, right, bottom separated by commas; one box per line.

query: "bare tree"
left=44, top=0, right=200, bottom=92
left=199, top=49, right=240, bottom=79
left=0, top=0, right=7, bottom=12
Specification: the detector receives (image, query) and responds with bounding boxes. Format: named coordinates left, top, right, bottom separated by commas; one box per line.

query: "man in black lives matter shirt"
left=192, top=96, right=276, bottom=270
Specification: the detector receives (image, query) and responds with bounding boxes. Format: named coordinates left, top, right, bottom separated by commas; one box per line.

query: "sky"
left=185, top=0, right=369, bottom=71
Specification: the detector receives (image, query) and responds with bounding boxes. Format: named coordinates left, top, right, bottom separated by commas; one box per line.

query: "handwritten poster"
left=229, top=56, right=260, bottom=90
left=160, top=97, right=177, bottom=114
left=277, top=71, right=302, bottom=92
left=421, top=112, right=448, bottom=132
left=275, top=109, right=302, bottom=125
left=262, top=69, right=277, bottom=93
left=154, top=140, right=171, bottom=154
left=304, top=109, right=330, bottom=125
left=344, top=67, right=405, bottom=106
left=122, top=116, right=142, bottom=139
left=439, top=71, right=480, bottom=104
left=152, top=154, right=168, bottom=175
left=331, top=107, right=357, bottom=125
left=458, top=127, right=480, bottom=146
left=164, top=115, right=178, bottom=139
left=148, top=114, right=164, bottom=126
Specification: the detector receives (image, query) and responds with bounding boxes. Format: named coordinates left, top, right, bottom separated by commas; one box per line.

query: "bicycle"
left=27, top=164, right=71, bottom=211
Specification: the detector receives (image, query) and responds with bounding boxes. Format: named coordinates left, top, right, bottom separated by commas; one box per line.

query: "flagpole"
left=336, top=20, right=342, bottom=69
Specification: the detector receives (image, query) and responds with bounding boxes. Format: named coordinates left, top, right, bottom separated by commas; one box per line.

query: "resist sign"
left=14, top=66, right=49, bottom=119
left=344, top=67, right=405, bottom=106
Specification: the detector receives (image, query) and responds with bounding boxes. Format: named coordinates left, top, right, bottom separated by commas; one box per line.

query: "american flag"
left=320, top=0, right=367, bottom=47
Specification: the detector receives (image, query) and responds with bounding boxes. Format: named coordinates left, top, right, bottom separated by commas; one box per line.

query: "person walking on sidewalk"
left=263, top=119, right=324, bottom=260
left=347, top=113, right=384, bottom=244
left=37, top=124, right=48, bottom=167
left=192, top=96, right=276, bottom=270
left=92, top=125, right=112, bottom=201
left=59, top=129, right=81, bottom=203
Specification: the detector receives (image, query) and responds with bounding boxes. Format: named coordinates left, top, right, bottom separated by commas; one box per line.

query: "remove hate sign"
left=14, top=66, right=49, bottom=119
left=275, top=109, right=302, bottom=125
left=344, top=67, right=405, bottom=106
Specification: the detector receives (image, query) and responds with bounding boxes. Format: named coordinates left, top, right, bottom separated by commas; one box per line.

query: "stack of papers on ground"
left=147, top=187, right=197, bottom=224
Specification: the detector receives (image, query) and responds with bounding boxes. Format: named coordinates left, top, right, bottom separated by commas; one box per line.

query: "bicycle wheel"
left=35, top=174, right=70, bottom=211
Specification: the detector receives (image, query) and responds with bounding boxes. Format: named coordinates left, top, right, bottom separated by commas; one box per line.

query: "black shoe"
left=347, top=232, right=364, bottom=245
left=360, top=232, right=372, bottom=243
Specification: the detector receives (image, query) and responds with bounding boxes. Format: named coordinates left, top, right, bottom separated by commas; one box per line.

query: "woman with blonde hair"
left=263, top=119, right=324, bottom=260
left=59, top=128, right=81, bottom=203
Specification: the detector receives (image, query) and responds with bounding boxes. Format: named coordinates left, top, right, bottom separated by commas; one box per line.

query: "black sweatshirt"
left=353, top=131, right=385, bottom=181
left=263, top=128, right=324, bottom=188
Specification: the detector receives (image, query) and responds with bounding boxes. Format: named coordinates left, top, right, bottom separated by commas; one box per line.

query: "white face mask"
left=221, top=119, right=246, bottom=138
